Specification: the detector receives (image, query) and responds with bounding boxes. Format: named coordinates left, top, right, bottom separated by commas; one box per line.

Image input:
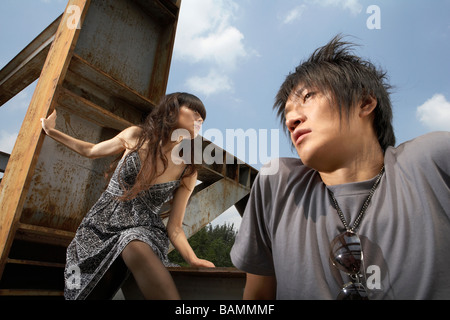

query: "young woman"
left=41, top=92, right=214, bottom=300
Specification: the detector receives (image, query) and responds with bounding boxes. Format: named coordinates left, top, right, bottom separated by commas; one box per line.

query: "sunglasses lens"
left=337, top=282, right=369, bottom=300
left=330, top=231, right=362, bottom=274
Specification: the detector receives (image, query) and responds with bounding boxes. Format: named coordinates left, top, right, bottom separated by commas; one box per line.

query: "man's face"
left=284, top=84, right=361, bottom=171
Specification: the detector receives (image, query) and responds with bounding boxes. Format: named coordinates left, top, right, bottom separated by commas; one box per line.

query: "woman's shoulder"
left=118, top=126, right=143, bottom=149
left=122, top=125, right=143, bottom=137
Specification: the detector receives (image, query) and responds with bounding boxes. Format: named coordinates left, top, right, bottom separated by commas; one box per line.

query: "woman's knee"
left=121, top=241, right=157, bottom=270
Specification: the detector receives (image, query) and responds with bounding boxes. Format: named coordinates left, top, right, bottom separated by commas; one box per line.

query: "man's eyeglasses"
left=330, top=231, right=369, bottom=300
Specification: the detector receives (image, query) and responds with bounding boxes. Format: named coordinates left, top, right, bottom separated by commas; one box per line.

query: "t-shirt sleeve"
left=394, top=131, right=450, bottom=218
left=400, top=131, right=450, bottom=180
left=420, top=132, right=450, bottom=217
left=413, top=131, right=450, bottom=169
left=230, top=170, right=275, bottom=276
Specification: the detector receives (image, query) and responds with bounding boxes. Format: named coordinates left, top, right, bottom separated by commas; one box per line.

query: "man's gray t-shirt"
left=230, top=132, right=450, bottom=299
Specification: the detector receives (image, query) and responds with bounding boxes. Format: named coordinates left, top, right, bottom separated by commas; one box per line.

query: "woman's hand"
left=189, top=257, right=215, bottom=268
left=40, top=110, right=57, bottom=136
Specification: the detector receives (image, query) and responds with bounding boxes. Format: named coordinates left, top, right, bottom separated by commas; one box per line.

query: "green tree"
left=168, top=223, right=237, bottom=267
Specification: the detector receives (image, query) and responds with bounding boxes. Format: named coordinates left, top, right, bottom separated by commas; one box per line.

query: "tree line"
left=168, top=223, right=237, bottom=267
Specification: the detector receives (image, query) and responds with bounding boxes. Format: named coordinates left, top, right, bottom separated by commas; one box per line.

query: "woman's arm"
left=41, top=110, right=141, bottom=158
left=243, top=273, right=277, bottom=299
left=166, top=171, right=215, bottom=268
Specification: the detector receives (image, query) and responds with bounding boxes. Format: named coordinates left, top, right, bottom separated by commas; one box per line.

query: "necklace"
left=327, top=166, right=385, bottom=232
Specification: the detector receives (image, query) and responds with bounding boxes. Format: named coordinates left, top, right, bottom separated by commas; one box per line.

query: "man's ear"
left=359, top=94, right=377, bottom=118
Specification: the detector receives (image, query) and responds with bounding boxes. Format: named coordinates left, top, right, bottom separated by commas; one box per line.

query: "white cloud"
left=185, top=70, right=232, bottom=96
left=173, top=0, right=251, bottom=95
left=416, top=94, right=450, bottom=131
left=0, top=131, right=18, bottom=154
left=310, top=0, right=363, bottom=15
left=175, top=0, right=247, bottom=70
left=281, top=0, right=363, bottom=25
left=282, top=5, right=307, bottom=24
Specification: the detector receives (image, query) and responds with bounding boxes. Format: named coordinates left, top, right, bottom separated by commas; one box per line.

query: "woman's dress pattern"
left=64, top=151, right=182, bottom=300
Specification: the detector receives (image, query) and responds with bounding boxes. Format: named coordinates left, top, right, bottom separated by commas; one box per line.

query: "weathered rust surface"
left=20, top=109, right=117, bottom=232
left=0, top=0, right=91, bottom=281
left=74, top=0, right=178, bottom=104
left=172, top=177, right=250, bottom=241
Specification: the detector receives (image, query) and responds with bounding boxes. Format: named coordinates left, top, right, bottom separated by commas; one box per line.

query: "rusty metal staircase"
left=0, top=0, right=256, bottom=299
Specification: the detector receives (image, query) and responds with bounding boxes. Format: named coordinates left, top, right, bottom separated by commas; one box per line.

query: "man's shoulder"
left=390, top=131, right=450, bottom=158
left=387, top=131, right=450, bottom=174
left=402, top=131, right=449, bottom=146
left=258, top=157, right=313, bottom=187
left=260, top=157, right=304, bottom=176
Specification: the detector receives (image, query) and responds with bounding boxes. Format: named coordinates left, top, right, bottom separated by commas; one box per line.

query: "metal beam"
left=0, top=151, right=9, bottom=173
left=163, top=177, right=250, bottom=244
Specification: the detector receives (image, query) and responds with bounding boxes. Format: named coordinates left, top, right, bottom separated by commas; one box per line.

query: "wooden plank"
left=15, top=223, right=75, bottom=247
left=0, top=16, right=61, bottom=106
left=0, top=0, right=91, bottom=279
left=0, top=289, right=64, bottom=297
left=6, top=258, right=65, bottom=269
left=167, top=267, right=245, bottom=278
left=120, top=266, right=245, bottom=300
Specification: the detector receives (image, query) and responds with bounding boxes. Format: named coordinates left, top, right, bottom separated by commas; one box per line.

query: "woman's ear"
left=359, top=94, right=377, bottom=118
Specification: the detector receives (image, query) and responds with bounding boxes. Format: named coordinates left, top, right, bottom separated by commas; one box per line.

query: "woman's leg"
left=121, top=240, right=180, bottom=300
left=86, top=257, right=128, bottom=299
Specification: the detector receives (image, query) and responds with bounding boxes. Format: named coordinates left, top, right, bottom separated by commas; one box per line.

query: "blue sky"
left=1, top=0, right=450, bottom=227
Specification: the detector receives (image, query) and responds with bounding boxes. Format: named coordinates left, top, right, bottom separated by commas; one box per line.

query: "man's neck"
left=318, top=146, right=385, bottom=186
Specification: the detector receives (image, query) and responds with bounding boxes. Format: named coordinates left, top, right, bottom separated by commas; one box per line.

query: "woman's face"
left=176, top=105, right=204, bottom=139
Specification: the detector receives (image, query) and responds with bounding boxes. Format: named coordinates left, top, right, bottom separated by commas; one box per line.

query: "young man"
left=230, top=35, right=450, bottom=299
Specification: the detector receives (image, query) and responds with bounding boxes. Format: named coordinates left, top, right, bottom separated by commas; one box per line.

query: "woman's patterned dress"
left=64, top=150, right=183, bottom=300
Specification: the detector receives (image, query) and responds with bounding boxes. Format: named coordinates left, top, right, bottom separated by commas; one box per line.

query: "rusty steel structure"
left=0, top=0, right=256, bottom=298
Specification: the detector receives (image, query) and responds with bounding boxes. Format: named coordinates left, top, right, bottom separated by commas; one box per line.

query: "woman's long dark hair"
left=118, top=92, right=206, bottom=201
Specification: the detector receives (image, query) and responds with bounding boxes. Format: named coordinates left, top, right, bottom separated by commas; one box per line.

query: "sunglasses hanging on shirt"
left=327, top=166, right=385, bottom=300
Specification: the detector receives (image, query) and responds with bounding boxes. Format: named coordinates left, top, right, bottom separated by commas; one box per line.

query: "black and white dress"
left=64, top=150, right=183, bottom=300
